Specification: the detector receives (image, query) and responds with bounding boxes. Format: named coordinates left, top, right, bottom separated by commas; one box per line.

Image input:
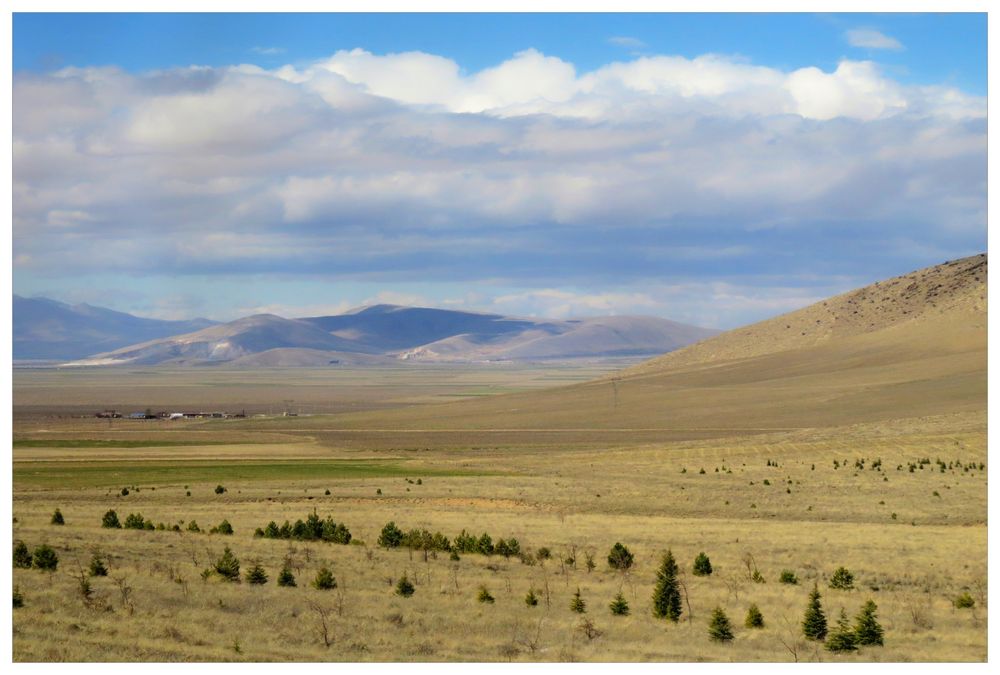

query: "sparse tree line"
left=377, top=521, right=522, bottom=559
left=100, top=509, right=234, bottom=535
left=253, top=510, right=352, bottom=544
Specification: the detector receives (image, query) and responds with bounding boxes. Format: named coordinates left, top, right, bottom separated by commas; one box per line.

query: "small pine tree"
left=187, top=520, right=201, bottom=532
left=708, top=607, right=735, bottom=642
left=525, top=588, right=539, bottom=606
left=50, top=508, right=65, bottom=525
left=123, top=512, right=146, bottom=530
left=213, top=519, right=234, bottom=535
left=13, top=586, right=24, bottom=609
left=607, top=542, right=634, bottom=571
left=88, top=553, right=108, bottom=577
left=32, top=544, right=59, bottom=571
left=313, top=566, right=337, bottom=590
left=652, top=550, right=682, bottom=622
left=853, top=599, right=884, bottom=646
left=101, top=509, right=121, bottom=529
left=745, top=603, right=765, bottom=628
left=954, top=592, right=975, bottom=609
left=214, top=484, right=226, bottom=494
left=378, top=521, right=404, bottom=548
left=609, top=592, right=630, bottom=616
left=570, top=588, right=587, bottom=613
left=214, top=546, right=241, bottom=582
left=802, top=584, right=828, bottom=641
left=477, top=586, right=495, bottom=604
left=779, top=569, right=799, bottom=585
left=277, top=563, right=296, bottom=587
left=829, top=567, right=854, bottom=590
left=395, top=575, right=415, bottom=597
left=245, top=563, right=268, bottom=585
left=693, top=552, right=713, bottom=576
left=825, top=608, right=858, bottom=652
left=13, top=540, right=33, bottom=568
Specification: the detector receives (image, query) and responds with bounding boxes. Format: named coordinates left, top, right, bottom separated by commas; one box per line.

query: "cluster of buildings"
left=94, top=410, right=246, bottom=420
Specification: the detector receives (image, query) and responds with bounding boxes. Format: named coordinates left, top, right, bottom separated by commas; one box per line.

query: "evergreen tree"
left=708, top=607, right=735, bottom=642
left=652, top=550, right=682, bottom=622
left=378, top=521, right=404, bottom=548
left=212, top=519, right=234, bottom=535
left=263, top=521, right=280, bottom=538
left=609, top=592, right=630, bottom=616
left=570, top=588, right=587, bottom=613
left=693, top=552, right=713, bottom=576
left=745, top=603, right=765, bottom=628
left=829, top=567, right=854, bottom=590
left=88, top=553, right=108, bottom=577
left=607, top=542, right=635, bottom=571
left=477, top=586, right=495, bottom=604
left=825, top=608, right=858, bottom=652
left=187, top=520, right=201, bottom=533
left=313, top=566, right=337, bottom=590
left=32, top=544, right=59, bottom=571
left=802, top=584, right=828, bottom=641
left=277, top=563, right=296, bottom=587
left=13, top=586, right=24, bottom=609
left=395, top=575, right=415, bottom=597
left=214, top=546, right=241, bottom=582
left=245, top=563, right=268, bottom=585
left=123, top=512, right=146, bottom=530
left=101, top=509, right=121, bottom=529
left=50, top=508, right=65, bottom=525
left=853, top=599, right=884, bottom=646
left=525, top=588, right=539, bottom=606
left=13, top=540, right=32, bottom=569
left=779, top=570, right=799, bottom=585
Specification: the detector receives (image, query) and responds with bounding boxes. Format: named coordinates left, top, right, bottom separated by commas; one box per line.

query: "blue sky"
left=12, top=12, right=988, bottom=327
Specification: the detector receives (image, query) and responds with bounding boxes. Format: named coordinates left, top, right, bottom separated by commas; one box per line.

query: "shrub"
left=13, top=540, right=32, bottom=568
left=450, top=550, right=461, bottom=562
left=101, top=510, right=121, bottom=529
left=652, top=550, right=682, bottom=622
left=32, top=544, right=59, bottom=571
left=378, top=521, right=404, bottom=548
left=745, top=604, right=765, bottom=628
left=211, top=519, right=234, bottom=535
left=277, top=563, right=296, bottom=587
left=708, top=607, right=735, bottom=642
left=324, top=489, right=331, bottom=495
left=13, top=587, right=24, bottom=609
left=525, top=588, right=539, bottom=606
left=263, top=521, right=280, bottom=538
left=829, top=567, right=855, bottom=590
left=313, top=566, right=337, bottom=590
left=825, top=609, right=858, bottom=652
left=536, top=547, right=552, bottom=562
left=607, top=542, right=634, bottom=571
left=246, top=564, right=268, bottom=585
left=954, top=592, right=975, bottom=609
left=120, top=487, right=129, bottom=496
left=88, top=553, right=108, bottom=577
left=214, top=485, right=227, bottom=494
left=853, top=599, right=884, bottom=646
left=477, top=586, right=495, bottom=604
left=802, top=584, right=828, bottom=641
left=570, top=588, right=586, bottom=613
left=609, top=592, right=630, bottom=616
left=692, top=552, right=713, bottom=576
left=214, top=546, right=241, bottom=582
left=395, top=575, right=415, bottom=597
left=123, top=513, right=147, bottom=530
left=477, top=532, right=494, bottom=556
left=187, top=520, right=201, bottom=533
left=779, top=569, right=799, bottom=585
left=50, top=508, right=65, bottom=525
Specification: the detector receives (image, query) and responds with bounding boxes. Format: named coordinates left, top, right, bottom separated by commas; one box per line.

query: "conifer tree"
left=708, top=607, right=735, bottom=642
left=607, top=543, right=634, bottom=571
left=50, top=509, right=65, bottom=525
left=13, top=540, right=32, bottom=569
left=246, top=563, right=268, bottom=585
left=609, top=592, right=630, bottom=616
left=802, top=584, right=828, bottom=641
left=13, top=586, right=24, bottom=609
left=570, top=588, right=587, bottom=613
left=745, top=603, right=764, bottom=628
left=101, top=509, right=121, bottom=529
left=313, top=566, right=337, bottom=590
left=395, top=575, right=415, bottom=597
left=652, top=550, right=682, bottom=622
left=277, top=563, right=296, bottom=587
left=88, top=553, right=108, bottom=577
left=825, top=608, right=858, bottom=652
left=829, top=567, right=854, bottom=590
left=525, top=588, right=539, bottom=606
left=853, top=599, right=884, bottom=646
left=477, top=586, right=495, bottom=604
left=692, top=552, right=713, bottom=576
left=32, top=544, right=59, bottom=571
left=214, top=546, right=241, bottom=582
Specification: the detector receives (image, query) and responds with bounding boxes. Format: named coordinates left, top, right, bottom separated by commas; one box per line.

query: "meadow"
left=11, top=365, right=988, bottom=662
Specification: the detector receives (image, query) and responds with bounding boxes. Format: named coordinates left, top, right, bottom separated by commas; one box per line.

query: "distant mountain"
left=51, top=302, right=718, bottom=367
left=13, top=295, right=216, bottom=360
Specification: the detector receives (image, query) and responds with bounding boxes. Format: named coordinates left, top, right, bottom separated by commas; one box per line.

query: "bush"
left=829, top=567, right=855, bottom=590
left=13, top=540, right=32, bottom=569
left=313, top=566, right=337, bottom=590
left=187, top=520, right=201, bottom=533
left=50, top=508, right=65, bottom=525
left=525, top=588, right=539, bottom=606
left=246, top=564, right=268, bottom=585
left=211, top=519, right=234, bottom=535
left=123, top=512, right=147, bottom=530
left=825, top=608, right=858, bottom=652
left=607, top=542, right=634, bottom=571
left=13, top=586, right=24, bottom=609
left=378, top=521, right=404, bottom=548
left=120, top=487, right=129, bottom=496
left=536, top=547, right=552, bottom=562
left=802, top=584, right=828, bottom=641
left=570, top=588, right=586, bottom=613
left=32, top=544, right=59, bottom=571
left=853, top=599, right=884, bottom=646
left=609, top=592, right=630, bottom=616
left=395, top=575, right=415, bottom=597
left=745, top=604, right=764, bottom=628
left=779, top=569, right=799, bottom=585
left=652, top=550, right=682, bottom=622
left=692, top=552, right=713, bottom=576
left=954, top=592, right=975, bottom=609
left=101, top=510, right=122, bottom=529
left=88, top=553, right=108, bottom=577
left=214, top=546, right=241, bottom=582
left=477, top=586, right=495, bottom=604
left=708, top=607, right=735, bottom=642
left=277, top=563, right=296, bottom=587
left=214, top=485, right=227, bottom=494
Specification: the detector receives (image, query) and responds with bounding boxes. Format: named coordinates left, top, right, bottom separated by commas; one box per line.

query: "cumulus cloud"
left=12, top=47, right=986, bottom=327
left=846, top=28, right=904, bottom=51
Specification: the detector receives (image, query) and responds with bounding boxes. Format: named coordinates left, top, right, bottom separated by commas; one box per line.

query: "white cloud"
left=251, top=46, right=285, bottom=55
left=607, top=36, right=646, bottom=49
left=846, top=28, right=904, bottom=51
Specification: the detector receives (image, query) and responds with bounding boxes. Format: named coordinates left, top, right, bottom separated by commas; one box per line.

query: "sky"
left=11, top=11, right=988, bottom=328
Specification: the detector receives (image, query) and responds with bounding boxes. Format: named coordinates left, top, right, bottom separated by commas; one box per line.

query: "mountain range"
left=13, top=299, right=718, bottom=366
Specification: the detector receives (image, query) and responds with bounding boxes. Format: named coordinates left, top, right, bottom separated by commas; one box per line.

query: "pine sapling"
left=708, top=607, right=735, bottom=642
left=853, top=599, right=884, bottom=646
left=745, top=603, right=764, bottom=628
left=570, top=588, right=587, bottom=613
left=803, top=584, right=828, bottom=641
left=825, top=608, right=858, bottom=652
left=609, top=592, right=630, bottom=616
